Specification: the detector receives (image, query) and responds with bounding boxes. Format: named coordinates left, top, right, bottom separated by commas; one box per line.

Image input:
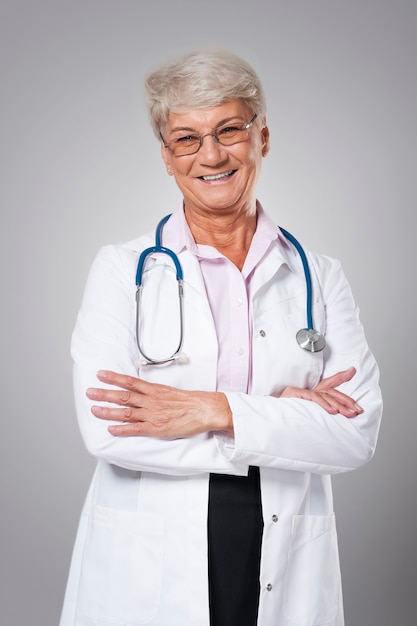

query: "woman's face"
left=160, top=100, right=269, bottom=220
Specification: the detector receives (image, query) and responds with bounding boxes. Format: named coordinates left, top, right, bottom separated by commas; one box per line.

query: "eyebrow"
left=168, top=116, right=246, bottom=134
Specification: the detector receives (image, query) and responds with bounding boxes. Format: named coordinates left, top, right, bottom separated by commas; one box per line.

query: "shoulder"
left=82, top=231, right=155, bottom=297
left=276, top=229, right=343, bottom=281
left=304, top=248, right=353, bottom=306
left=306, top=249, right=342, bottom=277
left=92, top=230, right=154, bottom=268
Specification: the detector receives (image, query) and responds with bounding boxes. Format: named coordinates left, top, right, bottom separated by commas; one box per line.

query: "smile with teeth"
left=200, top=170, right=235, bottom=181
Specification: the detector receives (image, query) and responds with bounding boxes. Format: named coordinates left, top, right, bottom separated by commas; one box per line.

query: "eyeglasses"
left=160, top=113, right=258, bottom=156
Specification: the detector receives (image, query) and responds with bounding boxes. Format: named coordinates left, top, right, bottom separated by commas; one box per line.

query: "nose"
left=198, top=133, right=227, bottom=163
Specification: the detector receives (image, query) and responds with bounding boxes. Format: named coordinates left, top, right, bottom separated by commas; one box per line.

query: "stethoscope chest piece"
left=296, top=328, right=326, bottom=352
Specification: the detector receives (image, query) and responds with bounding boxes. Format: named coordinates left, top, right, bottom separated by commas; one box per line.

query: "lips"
left=199, top=169, right=235, bottom=181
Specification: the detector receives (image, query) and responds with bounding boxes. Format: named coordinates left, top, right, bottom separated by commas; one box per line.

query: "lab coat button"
left=272, top=514, right=278, bottom=522
left=266, top=583, right=273, bottom=591
left=259, top=329, right=266, bottom=337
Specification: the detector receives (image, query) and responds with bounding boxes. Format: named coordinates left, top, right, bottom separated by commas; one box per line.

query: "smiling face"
left=160, top=100, right=270, bottom=222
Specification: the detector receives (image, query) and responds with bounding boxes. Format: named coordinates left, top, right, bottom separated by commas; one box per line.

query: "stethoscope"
left=135, top=214, right=326, bottom=366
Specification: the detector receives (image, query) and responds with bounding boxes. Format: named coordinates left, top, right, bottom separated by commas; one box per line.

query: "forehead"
left=166, top=100, right=252, bottom=132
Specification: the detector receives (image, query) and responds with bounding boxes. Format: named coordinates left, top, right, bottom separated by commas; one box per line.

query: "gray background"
left=1, top=1, right=415, bottom=624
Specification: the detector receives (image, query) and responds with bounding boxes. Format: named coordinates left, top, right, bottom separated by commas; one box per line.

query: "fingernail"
left=97, top=370, right=108, bottom=379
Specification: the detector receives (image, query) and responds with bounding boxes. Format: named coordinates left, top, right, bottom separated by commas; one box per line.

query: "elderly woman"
left=60, top=49, right=382, bottom=626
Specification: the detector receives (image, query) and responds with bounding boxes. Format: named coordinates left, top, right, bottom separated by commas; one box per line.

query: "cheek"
left=174, top=165, right=194, bottom=182
left=235, top=137, right=263, bottom=165
left=244, top=150, right=263, bottom=174
left=168, top=163, right=189, bottom=182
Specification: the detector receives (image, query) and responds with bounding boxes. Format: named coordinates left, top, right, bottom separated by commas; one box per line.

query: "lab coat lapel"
left=250, top=236, right=298, bottom=297
left=178, top=248, right=210, bottom=301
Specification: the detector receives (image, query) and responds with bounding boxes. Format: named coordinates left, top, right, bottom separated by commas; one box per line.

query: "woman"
left=60, top=49, right=382, bottom=626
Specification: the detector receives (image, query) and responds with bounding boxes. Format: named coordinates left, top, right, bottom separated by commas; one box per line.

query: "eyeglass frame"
left=159, top=113, right=258, bottom=156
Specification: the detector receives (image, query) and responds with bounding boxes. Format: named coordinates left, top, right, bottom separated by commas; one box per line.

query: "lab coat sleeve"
left=220, top=255, right=383, bottom=475
left=71, top=244, right=248, bottom=477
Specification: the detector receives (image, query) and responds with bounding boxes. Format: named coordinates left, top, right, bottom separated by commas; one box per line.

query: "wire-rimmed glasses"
left=160, top=113, right=258, bottom=156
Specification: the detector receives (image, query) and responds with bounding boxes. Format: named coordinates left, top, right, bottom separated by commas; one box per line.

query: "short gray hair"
left=144, top=48, right=267, bottom=138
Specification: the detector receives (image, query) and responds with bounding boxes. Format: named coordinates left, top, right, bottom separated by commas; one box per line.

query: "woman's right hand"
left=279, top=367, right=363, bottom=418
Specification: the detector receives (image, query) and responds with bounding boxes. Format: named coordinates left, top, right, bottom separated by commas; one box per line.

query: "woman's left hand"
left=86, top=370, right=234, bottom=438
left=279, top=366, right=363, bottom=418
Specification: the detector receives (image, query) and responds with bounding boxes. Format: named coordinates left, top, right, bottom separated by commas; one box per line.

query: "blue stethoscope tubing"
left=135, top=214, right=185, bottom=365
left=135, top=214, right=183, bottom=285
left=135, top=214, right=325, bottom=365
left=279, top=227, right=326, bottom=352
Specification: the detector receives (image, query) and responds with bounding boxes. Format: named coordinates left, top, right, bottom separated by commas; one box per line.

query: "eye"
left=217, top=124, right=243, bottom=137
left=174, top=134, right=199, bottom=145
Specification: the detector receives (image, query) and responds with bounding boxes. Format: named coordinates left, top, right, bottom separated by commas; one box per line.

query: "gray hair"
left=144, top=48, right=267, bottom=138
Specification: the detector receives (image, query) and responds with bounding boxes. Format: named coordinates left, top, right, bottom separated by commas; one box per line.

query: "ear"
left=161, top=144, right=174, bottom=175
left=261, top=124, right=270, bottom=157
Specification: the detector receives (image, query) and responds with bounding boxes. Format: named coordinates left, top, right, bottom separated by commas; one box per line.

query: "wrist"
left=212, top=392, right=234, bottom=436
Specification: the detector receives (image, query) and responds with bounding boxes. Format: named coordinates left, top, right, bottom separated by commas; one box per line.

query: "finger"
left=306, top=392, right=339, bottom=415
left=96, top=370, right=159, bottom=394
left=90, top=404, right=139, bottom=422
left=321, top=388, right=363, bottom=413
left=333, top=404, right=362, bottom=418
left=314, top=390, right=363, bottom=418
left=108, top=422, right=160, bottom=437
left=280, top=387, right=336, bottom=412
left=86, top=386, right=139, bottom=407
left=297, top=387, right=363, bottom=417
left=281, top=387, right=340, bottom=414
left=315, top=367, right=356, bottom=391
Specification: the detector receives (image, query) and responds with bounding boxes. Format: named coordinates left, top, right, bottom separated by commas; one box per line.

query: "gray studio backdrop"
left=1, top=1, right=415, bottom=624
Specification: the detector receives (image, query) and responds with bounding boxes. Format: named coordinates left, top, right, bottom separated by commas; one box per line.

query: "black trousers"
left=208, top=466, right=264, bottom=626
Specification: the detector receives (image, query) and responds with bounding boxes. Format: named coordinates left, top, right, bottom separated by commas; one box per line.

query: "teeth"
left=201, top=170, right=234, bottom=181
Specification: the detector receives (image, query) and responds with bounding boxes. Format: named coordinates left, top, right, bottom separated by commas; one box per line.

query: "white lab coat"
left=60, top=208, right=382, bottom=626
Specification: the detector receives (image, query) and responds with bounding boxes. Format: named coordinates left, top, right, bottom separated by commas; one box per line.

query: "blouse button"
left=259, top=329, right=266, bottom=337
left=272, top=514, right=278, bottom=523
left=266, top=583, right=273, bottom=591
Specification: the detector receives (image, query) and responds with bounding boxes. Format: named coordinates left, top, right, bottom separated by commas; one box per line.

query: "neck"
left=184, top=204, right=257, bottom=271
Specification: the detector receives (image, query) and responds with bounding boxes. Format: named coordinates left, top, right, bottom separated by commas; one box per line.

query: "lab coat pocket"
left=283, top=514, right=341, bottom=625
left=77, top=505, right=164, bottom=625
